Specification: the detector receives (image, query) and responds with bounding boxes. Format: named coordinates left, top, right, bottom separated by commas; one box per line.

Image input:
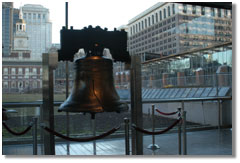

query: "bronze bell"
left=59, top=55, right=128, bottom=113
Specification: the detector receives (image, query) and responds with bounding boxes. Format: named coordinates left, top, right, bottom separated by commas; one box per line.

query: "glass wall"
left=142, top=42, right=232, bottom=88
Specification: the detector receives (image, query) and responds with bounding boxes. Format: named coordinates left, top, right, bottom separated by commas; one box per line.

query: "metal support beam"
left=130, top=55, right=143, bottom=155
left=32, top=117, right=38, bottom=155
left=124, top=118, right=130, bottom=155
left=65, top=2, right=70, bottom=155
left=182, top=111, right=187, bottom=155
left=42, top=53, right=58, bottom=155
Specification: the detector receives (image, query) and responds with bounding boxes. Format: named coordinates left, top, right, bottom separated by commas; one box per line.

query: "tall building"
left=13, top=11, right=28, bottom=51
left=21, top=4, right=52, bottom=60
left=128, top=2, right=232, bottom=59
left=2, top=2, right=19, bottom=57
left=2, top=9, right=41, bottom=93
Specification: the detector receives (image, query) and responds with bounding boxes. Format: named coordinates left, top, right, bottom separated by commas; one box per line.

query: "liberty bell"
left=58, top=54, right=129, bottom=113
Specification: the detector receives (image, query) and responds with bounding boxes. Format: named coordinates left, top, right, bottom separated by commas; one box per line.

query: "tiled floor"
left=2, top=128, right=232, bottom=155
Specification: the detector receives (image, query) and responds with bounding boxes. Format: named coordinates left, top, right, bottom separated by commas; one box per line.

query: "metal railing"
left=2, top=94, right=232, bottom=155
left=141, top=73, right=232, bottom=89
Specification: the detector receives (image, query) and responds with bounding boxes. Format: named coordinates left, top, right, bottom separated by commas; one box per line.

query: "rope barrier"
left=41, top=125, right=121, bottom=142
left=132, top=118, right=182, bottom=135
left=156, top=109, right=179, bottom=116
left=2, top=122, right=33, bottom=136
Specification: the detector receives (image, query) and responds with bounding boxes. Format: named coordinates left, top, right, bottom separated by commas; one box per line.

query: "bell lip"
left=74, top=55, right=112, bottom=62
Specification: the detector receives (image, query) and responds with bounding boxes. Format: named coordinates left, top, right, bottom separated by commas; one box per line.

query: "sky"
left=10, top=0, right=162, bottom=44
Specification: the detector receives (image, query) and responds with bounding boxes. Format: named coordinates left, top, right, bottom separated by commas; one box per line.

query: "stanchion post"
left=147, top=104, right=159, bottom=150
left=182, top=111, right=187, bottom=155
left=218, top=99, right=221, bottom=130
left=91, top=113, right=96, bottom=155
left=124, top=118, right=130, bottom=155
left=177, top=108, right=182, bottom=155
left=32, top=117, right=38, bottom=155
left=148, top=107, right=150, bottom=117
left=152, top=105, right=155, bottom=146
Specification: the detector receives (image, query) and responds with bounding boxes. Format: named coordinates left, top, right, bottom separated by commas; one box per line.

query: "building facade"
left=21, top=4, right=52, bottom=60
left=2, top=56, right=42, bottom=93
left=2, top=8, right=42, bottom=93
left=128, top=2, right=232, bottom=59
left=2, top=2, right=19, bottom=57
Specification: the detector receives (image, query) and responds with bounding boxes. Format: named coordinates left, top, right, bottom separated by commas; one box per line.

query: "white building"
left=21, top=4, right=52, bottom=60
left=128, top=2, right=232, bottom=57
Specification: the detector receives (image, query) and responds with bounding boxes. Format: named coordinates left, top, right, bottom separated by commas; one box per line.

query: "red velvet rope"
left=156, top=109, right=178, bottom=116
left=42, top=125, right=121, bottom=142
left=132, top=118, right=182, bottom=135
left=2, top=122, right=33, bottom=136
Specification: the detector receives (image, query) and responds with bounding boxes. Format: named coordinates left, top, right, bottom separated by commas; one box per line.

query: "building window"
left=201, top=7, right=205, bottom=15
left=38, top=14, right=41, bottom=19
left=224, top=9, right=228, bottom=17
left=192, top=5, right=196, bottom=14
left=138, top=22, right=141, bottom=31
left=3, top=68, right=8, bottom=74
left=3, top=82, right=8, bottom=88
left=11, top=68, right=16, bottom=75
left=152, top=15, right=154, bottom=24
left=173, top=49, right=177, bottom=54
left=18, top=81, right=23, bottom=88
left=43, top=14, right=45, bottom=19
left=172, top=4, right=175, bottom=15
left=11, top=81, right=16, bottom=88
left=141, top=21, right=144, bottom=29
left=183, top=4, right=187, bottom=13
left=168, top=6, right=171, bottom=16
left=145, top=19, right=147, bottom=28
left=33, top=13, right=36, bottom=19
left=211, top=8, right=215, bottom=16
left=164, top=8, right=166, bottom=18
left=160, top=11, right=162, bottom=21
left=33, top=68, right=37, bottom=75
left=135, top=24, right=138, bottom=33
left=18, top=68, right=23, bottom=75
left=33, top=81, right=38, bottom=88
left=155, top=13, right=158, bottom=23
left=25, top=68, right=29, bottom=75
left=28, top=13, right=31, bottom=19
left=148, top=17, right=151, bottom=26
left=218, top=9, right=221, bottom=17
left=25, top=81, right=29, bottom=88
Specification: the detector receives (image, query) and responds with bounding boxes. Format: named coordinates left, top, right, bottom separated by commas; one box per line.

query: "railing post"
left=124, top=118, right=130, bottom=155
left=147, top=104, right=159, bottom=150
left=182, top=111, right=187, bottom=155
left=91, top=113, right=96, bottom=155
left=152, top=104, right=156, bottom=147
left=218, top=99, right=222, bottom=130
left=178, top=108, right=182, bottom=155
left=32, top=117, right=38, bottom=155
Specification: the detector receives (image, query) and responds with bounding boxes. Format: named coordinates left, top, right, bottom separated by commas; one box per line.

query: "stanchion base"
left=147, top=144, right=160, bottom=150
